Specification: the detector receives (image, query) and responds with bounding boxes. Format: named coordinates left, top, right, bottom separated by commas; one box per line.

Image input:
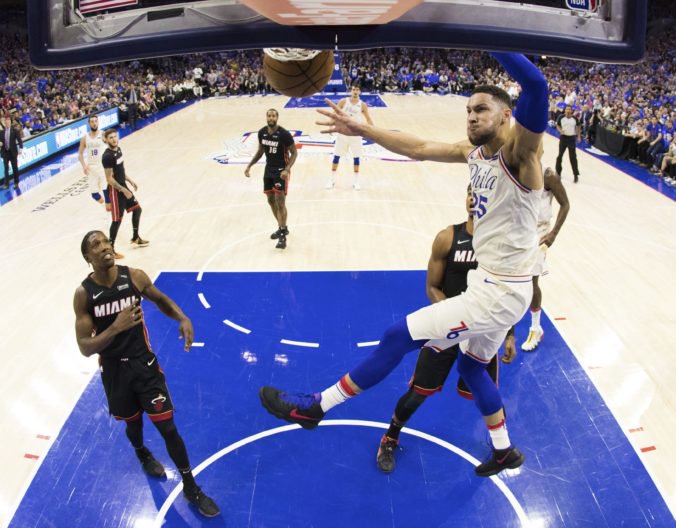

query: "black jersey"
left=81, top=265, right=151, bottom=361
left=101, top=146, right=126, bottom=186
left=442, top=222, right=478, bottom=298
left=258, top=126, right=294, bottom=170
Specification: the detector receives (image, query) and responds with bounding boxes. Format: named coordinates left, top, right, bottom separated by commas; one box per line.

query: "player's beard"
left=468, top=128, right=497, bottom=146
left=90, top=125, right=98, bottom=131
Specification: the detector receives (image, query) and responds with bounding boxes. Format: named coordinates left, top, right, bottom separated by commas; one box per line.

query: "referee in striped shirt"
left=555, top=105, right=581, bottom=183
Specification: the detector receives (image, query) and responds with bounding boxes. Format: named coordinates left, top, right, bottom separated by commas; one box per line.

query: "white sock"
left=488, top=419, right=511, bottom=450
left=531, top=308, right=542, bottom=329
left=353, top=172, right=359, bottom=183
left=328, top=171, right=336, bottom=183
left=320, top=376, right=355, bottom=412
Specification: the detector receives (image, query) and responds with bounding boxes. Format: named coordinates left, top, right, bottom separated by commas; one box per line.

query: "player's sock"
left=320, top=375, right=357, bottom=412
left=487, top=418, right=511, bottom=450
left=179, top=468, right=198, bottom=491
left=385, top=418, right=404, bottom=441
left=530, top=307, right=542, bottom=329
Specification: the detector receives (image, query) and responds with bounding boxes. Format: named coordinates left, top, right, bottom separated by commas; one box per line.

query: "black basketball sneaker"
left=259, top=386, right=325, bottom=429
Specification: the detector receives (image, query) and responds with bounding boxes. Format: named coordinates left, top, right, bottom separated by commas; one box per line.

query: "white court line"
left=191, top=342, right=205, bottom=348
left=223, top=319, right=252, bottom=334
left=152, top=420, right=530, bottom=528
left=197, top=293, right=210, bottom=309
left=357, top=341, right=380, bottom=347
left=280, top=339, right=320, bottom=348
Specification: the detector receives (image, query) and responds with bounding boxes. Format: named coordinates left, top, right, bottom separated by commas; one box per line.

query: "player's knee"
left=111, top=220, right=121, bottom=228
left=406, top=388, right=428, bottom=406
left=153, top=418, right=177, bottom=438
left=332, top=155, right=340, bottom=165
left=456, top=352, right=484, bottom=383
left=380, top=319, right=410, bottom=348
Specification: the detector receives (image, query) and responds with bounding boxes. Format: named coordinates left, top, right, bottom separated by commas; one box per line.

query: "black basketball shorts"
left=100, top=351, right=174, bottom=422
left=263, top=165, right=289, bottom=195
left=410, top=344, right=498, bottom=399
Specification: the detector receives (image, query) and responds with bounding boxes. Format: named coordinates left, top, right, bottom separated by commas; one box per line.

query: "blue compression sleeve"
left=457, top=352, right=503, bottom=416
left=353, top=157, right=360, bottom=166
left=102, top=188, right=110, bottom=203
left=91, top=192, right=102, bottom=201
left=332, top=155, right=340, bottom=164
left=349, top=319, right=426, bottom=390
left=491, top=52, right=548, bottom=133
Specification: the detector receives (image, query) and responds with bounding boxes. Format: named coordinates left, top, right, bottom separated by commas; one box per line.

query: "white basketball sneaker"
left=521, top=327, right=544, bottom=352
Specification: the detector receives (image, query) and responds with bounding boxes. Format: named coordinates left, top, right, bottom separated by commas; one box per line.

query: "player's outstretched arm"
left=130, top=267, right=194, bottom=351
left=318, top=99, right=471, bottom=162
left=493, top=52, right=548, bottom=190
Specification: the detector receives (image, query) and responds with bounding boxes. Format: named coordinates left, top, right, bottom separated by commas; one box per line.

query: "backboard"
left=27, top=0, right=647, bottom=69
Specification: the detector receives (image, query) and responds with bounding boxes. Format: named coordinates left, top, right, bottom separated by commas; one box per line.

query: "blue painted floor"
left=10, top=272, right=674, bottom=527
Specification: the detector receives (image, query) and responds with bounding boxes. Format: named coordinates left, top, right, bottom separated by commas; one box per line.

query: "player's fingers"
left=324, top=98, right=341, bottom=111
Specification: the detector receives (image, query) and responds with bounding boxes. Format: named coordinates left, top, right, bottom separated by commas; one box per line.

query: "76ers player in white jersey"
left=260, top=53, right=548, bottom=477
left=78, top=115, right=109, bottom=210
left=326, top=85, right=374, bottom=190
left=521, top=166, right=570, bottom=351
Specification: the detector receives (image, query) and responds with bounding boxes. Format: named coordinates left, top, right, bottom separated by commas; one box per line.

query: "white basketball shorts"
left=406, top=266, right=533, bottom=363
left=334, top=134, right=363, bottom=158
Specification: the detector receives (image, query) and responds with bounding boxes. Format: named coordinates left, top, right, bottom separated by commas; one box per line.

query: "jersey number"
left=269, top=147, right=277, bottom=154
left=472, top=192, right=488, bottom=219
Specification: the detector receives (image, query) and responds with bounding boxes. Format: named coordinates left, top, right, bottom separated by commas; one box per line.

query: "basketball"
left=263, top=49, right=335, bottom=98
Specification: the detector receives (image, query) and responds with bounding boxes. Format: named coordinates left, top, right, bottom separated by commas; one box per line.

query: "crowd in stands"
left=1, top=8, right=674, bottom=184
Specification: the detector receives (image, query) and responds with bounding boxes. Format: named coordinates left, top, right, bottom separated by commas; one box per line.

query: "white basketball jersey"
left=85, top=132, right=105, bottom=168
left=467, top=147, right=541, bottom=276
left=342, top=98, right=364, bottom=124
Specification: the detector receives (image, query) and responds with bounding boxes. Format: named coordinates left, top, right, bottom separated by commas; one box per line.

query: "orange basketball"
left=263, top=49, right=335, bottom=98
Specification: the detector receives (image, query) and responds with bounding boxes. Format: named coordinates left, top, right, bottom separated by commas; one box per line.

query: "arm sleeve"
left=491, top=52, right=548, bottom=133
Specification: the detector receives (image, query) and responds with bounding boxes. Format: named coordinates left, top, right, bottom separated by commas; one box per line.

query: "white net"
left=263, top=48, right=323, bottom=62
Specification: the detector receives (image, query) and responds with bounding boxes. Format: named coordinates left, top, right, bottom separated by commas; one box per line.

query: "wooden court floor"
left=0, top=95, right=674, bottom=526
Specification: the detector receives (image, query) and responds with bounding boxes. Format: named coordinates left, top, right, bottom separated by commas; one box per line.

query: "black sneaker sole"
left=258, top=387, right=320, bottom=430
left=475, top=450, right=525, bottom=477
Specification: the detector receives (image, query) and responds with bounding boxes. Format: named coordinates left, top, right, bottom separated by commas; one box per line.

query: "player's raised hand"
left=178, top=317, right=194, bottom=351
left=316, top=99, right=362, bottom=136
left=113, top=300, right=143, bottom=332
